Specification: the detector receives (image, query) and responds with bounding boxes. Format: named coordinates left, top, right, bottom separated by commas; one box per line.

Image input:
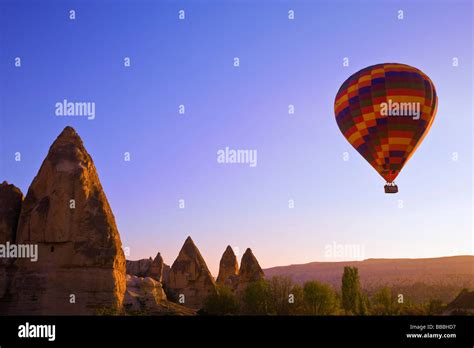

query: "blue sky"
left=0, top=0, right=472, bottom=275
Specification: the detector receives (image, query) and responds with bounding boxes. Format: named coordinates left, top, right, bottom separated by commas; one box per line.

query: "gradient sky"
left=0, top=0, right=472, bottom=276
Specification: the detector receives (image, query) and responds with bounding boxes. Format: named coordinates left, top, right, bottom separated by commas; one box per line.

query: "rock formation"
left=0, top=182, right=23, bottom=300
left=216, top=245, right=239, bottom=288
left=148, top=252, right=164, bottom=282
left=123, top=275, right=196, bottom=315
left=162, top=263, right=171, bottom=285
left=123, top=275, right=166, bottom=311
left=0, top=181, right=23, bottom=244
left=126, top=258, right=152, bottom=277
left=8, top=126, right=126, bottom=315
left=126, top=252, right=168, bottom=283
left=168, top=236, right=217, bottom=309
left=236, top=248, right=264, bottom=294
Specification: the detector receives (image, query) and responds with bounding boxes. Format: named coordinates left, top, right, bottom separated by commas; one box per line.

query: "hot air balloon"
left=334, top=63, right=437, bottom=193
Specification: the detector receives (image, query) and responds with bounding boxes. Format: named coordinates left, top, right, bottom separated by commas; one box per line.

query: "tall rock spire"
left=9, top=126, right=126, bottom=314
left=148, top=252, right=164, bottom=282
left=216, top=245, right=239, bottom=288
left=168, top=236, right=216, bottom=309
left=237, top=248, right=264, bottom=294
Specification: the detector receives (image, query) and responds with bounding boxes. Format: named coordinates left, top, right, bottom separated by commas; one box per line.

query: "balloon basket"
left=384, top=184, right=398, bottom=194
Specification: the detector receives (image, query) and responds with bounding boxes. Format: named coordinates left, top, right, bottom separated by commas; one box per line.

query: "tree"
left=427, top=299, right=444, bottom=315
left=203, top=284, right=239, bottom=315
left=358, top=292, right=369, bottom=315
left=268, top=276, right=293, bottom=315
left=288, top=284, right=305, bottom=315
left=341, top=266, right=363, bottom=315
left=399, top=301, right=427, bottom=315
left=242, top=280, right=273, bottom=315
left=372, top=287, right=394, bottom=315
left=303, top=281, right=338, bottom=315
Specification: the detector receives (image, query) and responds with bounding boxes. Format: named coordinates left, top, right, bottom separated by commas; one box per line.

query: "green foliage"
left=371, top=287, right=396, bottom=315
left=427, top=299, right=444, bottom=315
left=387, top=282, right=465, bottom=304
left=398, top=301, right=427, bottom=315
left=341, top=266, right=363, bottom=315
left=302, top=281, right=338, bottom=315
left=288, top=284, right=305, bottom=315
left=268, top=276, right=293, bottom=315
left=201, top=270, right=453, bottom=317
left=203, top=285, right=239, bottom=315
left=369, top=287, right=448, bottom=315
left=358, top=292, right=369, bottom=315
left=242, top=280, right=273, bottom=315
left=242, top=278, right=339, bottom=315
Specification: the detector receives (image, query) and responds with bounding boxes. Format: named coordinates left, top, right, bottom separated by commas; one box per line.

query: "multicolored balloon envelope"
left=334, top=63, right=438, bottom=193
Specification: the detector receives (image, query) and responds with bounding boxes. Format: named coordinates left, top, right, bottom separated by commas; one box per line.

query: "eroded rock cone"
left=216, top=245, right=239, bottom=288
left=168, top=236, right=216, bottom=309
left=0, top=182, right=23, bottom=300
left=9, top=126, right=126, bottom=314
left=237, top=248, right=264, bottom=294
left=148, top=252, right=164, bottom=282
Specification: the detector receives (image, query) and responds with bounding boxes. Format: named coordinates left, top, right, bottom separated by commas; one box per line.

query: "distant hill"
left=264, top=256, right=474, bottom=303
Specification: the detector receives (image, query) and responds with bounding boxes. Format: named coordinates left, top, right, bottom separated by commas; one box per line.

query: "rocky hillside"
left=264, top=256, right=474, bottom=303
